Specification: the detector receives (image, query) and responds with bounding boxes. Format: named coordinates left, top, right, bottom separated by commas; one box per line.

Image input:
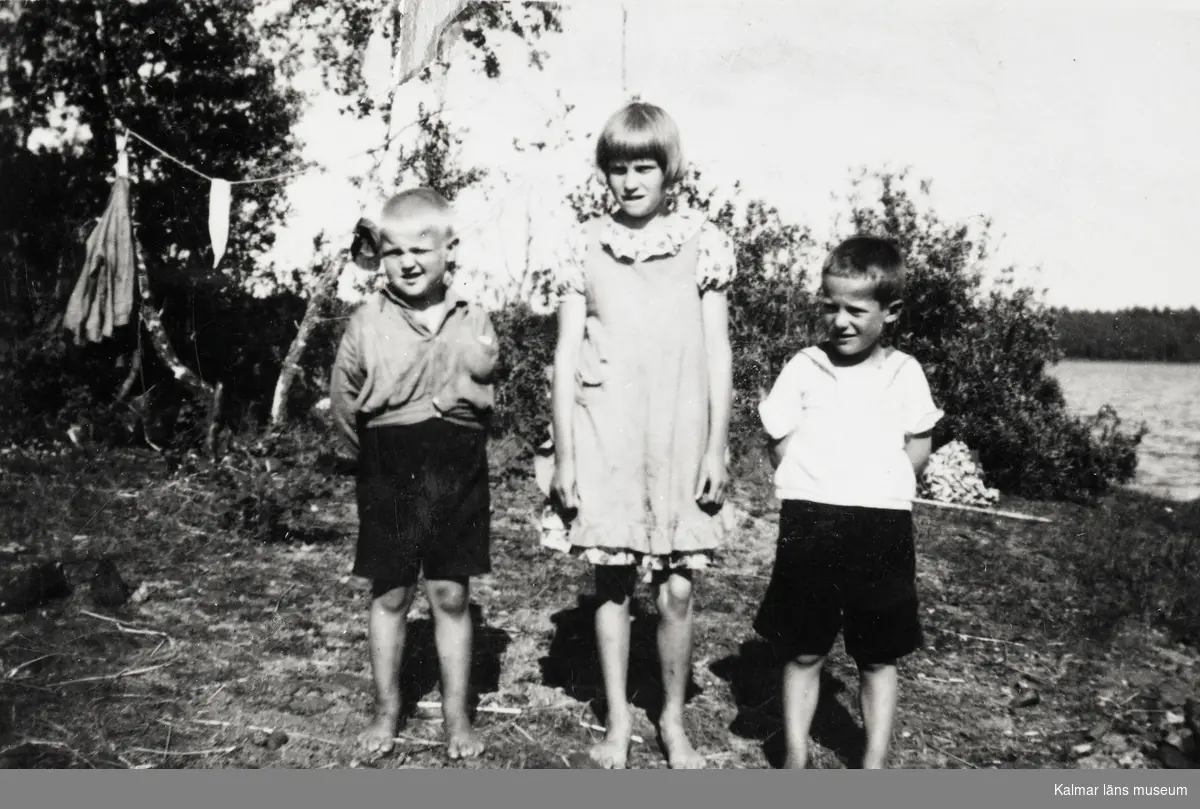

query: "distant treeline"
left=1054, top=307, right=1200, bottom=362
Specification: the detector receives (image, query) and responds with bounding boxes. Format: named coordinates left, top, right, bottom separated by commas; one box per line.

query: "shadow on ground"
left=538, top=593, right=703, bottom=729
left=398, top=603, right=511, bottom=725
left=711, top=638, right=864, bottom=768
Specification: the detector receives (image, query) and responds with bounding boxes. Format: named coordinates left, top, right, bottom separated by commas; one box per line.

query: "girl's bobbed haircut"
left=595, top=102, right=686, bottom=186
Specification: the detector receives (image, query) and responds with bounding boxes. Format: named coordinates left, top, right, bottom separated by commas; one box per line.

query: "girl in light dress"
left=540, top=102, right=737, bottom=769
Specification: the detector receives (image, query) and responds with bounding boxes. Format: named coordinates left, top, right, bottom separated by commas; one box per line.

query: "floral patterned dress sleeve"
left=695, top=222, right=738, bottom=294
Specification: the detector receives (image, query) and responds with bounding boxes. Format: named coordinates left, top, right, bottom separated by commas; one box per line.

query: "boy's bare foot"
left=358, top=709, right=400, bottom=755
left=783, top=747, right=808, bottom=769
left=861, top=752, right=887, bottom=769
left=659, top=714, right=706, bottom=769
left=444, top=717, right=484, bottom=760
left=588, top=707, right=633, bottom=769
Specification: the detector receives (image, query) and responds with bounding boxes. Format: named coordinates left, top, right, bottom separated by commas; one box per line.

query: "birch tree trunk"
left=131, top=239, right=214, bottom=405
left=130, top=233, right=224, bottom=456
left=269, top=5, right=400, bottom=429
left=268, top=260, right=339, bottom=426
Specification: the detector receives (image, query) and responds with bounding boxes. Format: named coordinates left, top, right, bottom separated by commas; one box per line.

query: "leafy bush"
left=489, top=302, right=557, bottom=449
left=843, top=171, right=1145, bottom=499
left=0, top=329, right=128, bottom=444
left=0, top=272, right=315, bottom=448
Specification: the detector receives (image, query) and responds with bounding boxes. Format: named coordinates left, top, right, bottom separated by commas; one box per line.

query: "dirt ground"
left=0, top=440, right=1197, bottom=769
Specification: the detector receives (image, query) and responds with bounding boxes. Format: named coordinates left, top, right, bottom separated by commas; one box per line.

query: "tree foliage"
left=263, top=1, right=562, bottom=117
left=2, top=0, right=301, bottom=317
left=1055, top=307, right=1200, bottom=362
left=1, top=0, right=303, bottom=442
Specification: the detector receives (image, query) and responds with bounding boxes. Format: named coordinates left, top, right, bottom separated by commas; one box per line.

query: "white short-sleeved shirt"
left=759, top=347, right=944, bottom=511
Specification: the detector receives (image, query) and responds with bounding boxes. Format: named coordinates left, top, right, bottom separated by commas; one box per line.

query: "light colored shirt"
left=329, top=287, right=498, bottom=456
left=759, top=346, right=943, bottom=511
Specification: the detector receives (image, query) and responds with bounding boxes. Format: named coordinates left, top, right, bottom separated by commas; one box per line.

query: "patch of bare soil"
left=0, top=443, right=1196, bottom=769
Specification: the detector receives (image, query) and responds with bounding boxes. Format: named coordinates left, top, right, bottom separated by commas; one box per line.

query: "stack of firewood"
left=919, top=440, right=1001, bottom=507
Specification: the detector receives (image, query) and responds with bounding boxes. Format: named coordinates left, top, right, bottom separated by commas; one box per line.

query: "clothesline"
left=122, top=108, right=450, bottom=187
left=127, top=136, right=536, bottom=271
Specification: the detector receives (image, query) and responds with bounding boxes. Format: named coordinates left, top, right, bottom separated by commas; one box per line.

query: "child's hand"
left=694, top=450, right=729, bottom=509
left=767, top=433, right=789, bottom=471
left=550, top=463, right=580, bottom=516
left=462, top=330, right=499, bottom=383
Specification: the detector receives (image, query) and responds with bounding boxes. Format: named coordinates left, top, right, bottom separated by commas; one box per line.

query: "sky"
left=268, top=0, right=1200, bottom=312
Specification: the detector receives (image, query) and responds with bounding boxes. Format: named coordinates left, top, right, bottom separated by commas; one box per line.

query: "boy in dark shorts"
left=754, top=236, right=943, bottom=769
left=330, top=188, right=499, bottom=759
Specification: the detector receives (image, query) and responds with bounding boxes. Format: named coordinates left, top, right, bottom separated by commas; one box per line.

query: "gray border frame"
left=2, top=770, right=1197, bottom=809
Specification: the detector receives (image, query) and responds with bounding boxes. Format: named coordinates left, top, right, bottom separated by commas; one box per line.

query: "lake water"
left=1051, top=360, right=1200, bottom=502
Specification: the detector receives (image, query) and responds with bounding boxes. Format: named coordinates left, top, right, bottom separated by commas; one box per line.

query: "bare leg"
left=590, top=567, right=634, bottom=769
left=656, top=570, right=705, bottom=769
left=782, top=654, right=824, bottom=768
left=426, top=577, right=483, bottom=760
left=359, top=584, right=417, bottom=754
left=858, top=661, right=898, bottom=769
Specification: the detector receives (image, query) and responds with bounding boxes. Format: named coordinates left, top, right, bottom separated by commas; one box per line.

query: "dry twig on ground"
left=80, top=609, right=176, bottom=648
left=131, top=745, right=238, bottom=757
left=47, top=661, right=173, bottom=687
left=182, top=717, right=339, bottom=746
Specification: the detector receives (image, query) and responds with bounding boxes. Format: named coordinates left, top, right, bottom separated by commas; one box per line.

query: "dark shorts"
left=353, top=419, right=491, bottom=596
left=753, top=499, right=923, bottom=666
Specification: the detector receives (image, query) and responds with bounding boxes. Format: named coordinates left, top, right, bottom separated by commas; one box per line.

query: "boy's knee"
left=857, top=659, right=897, bottom=675
left=373, top=585, right=415, bottom=613
left=427, top=579, right=470, bottom=616
left=656, top=573, right=693, bottom=619
left=792, top=653, right=826, bottom=669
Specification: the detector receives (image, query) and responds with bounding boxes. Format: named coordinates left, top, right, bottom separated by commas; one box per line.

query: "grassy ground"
left=0, top=432, right=1197, bottom=769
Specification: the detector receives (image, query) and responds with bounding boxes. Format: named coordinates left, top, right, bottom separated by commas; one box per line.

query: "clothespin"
left=114, top=118, right=129, bottom=179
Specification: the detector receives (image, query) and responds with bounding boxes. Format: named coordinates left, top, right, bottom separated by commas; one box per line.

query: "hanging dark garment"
left=64, top=177, right=136, bottom=345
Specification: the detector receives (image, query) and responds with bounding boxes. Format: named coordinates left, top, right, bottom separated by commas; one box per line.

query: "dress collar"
left=595, top=207, right=706, bottom=263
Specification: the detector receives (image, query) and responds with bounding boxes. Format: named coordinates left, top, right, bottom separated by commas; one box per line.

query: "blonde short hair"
left=381, top=188, right=457, bottom=242
left=350, top=188, right=456, bottom=268
left=595, top=102, right=686, bottom=186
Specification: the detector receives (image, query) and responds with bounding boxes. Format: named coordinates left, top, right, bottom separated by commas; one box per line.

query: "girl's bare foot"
left=444, top=717, right=484, bottom=760
left=783, top=747, right=808, bottom=769
left=588, top=707, right=633, bottom=769
left=357, top=708, right=400, bottom=755
left=659, top=713, right=706, bottom=769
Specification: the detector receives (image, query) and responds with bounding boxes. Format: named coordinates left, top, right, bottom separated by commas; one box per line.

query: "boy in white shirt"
left=755, top=236, right=943, bottom=769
